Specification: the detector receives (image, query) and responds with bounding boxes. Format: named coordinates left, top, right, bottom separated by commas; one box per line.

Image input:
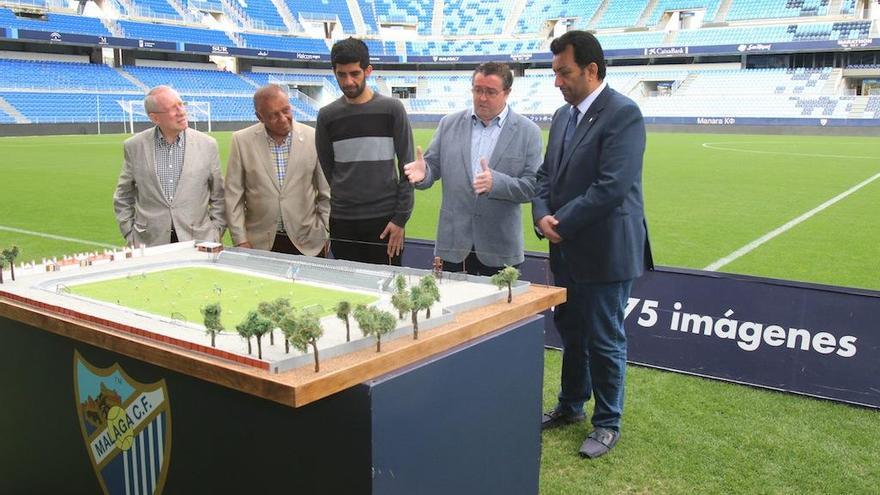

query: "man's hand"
left=473, top=157, right=493, bottom=195
left=536, top=215, right=563, bottom=244
left=236, top=241, right=254, bottom=249
left=380, top=222, right=405, bottom=258
left=403, top=145, right=427, bottom=184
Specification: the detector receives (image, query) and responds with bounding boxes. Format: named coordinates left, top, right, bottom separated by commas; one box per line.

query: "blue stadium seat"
left=118, top=20, right=234, bottom=45
left=0, top=8, right=111, bottom=36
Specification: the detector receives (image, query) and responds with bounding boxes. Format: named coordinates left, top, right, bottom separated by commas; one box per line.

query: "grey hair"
left=144, top=85, right=180, bottom=113
left=253, top=84, right=289, bottom=111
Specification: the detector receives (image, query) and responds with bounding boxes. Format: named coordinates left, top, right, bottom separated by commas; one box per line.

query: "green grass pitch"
left=67, top=266, right=377, bottom=327
left=0, top=129, right=878, bottom=493
left=0, top=130, right=877, bottom=289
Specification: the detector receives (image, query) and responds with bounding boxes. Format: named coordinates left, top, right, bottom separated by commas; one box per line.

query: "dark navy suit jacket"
left=532, top=86, right=653, bottom=283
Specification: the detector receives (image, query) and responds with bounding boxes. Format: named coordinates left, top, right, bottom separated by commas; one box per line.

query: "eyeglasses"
left=471, top=87, right=504, bottom=97
left=149, top=102, right=187, bottom=114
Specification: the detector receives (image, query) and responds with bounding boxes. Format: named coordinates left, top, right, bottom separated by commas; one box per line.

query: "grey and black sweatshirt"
left=315, top=92, right=414, bottom=227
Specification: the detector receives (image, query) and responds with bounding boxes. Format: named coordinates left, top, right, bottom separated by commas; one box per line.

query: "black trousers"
left=329, top=216, right=401, bottom=266
left=442, top=248, right=518, bottom=277
left=271, top=233, right=327, bottom=257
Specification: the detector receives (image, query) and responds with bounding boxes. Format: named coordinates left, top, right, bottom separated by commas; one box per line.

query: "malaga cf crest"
left=73, top=351, right=172, bottom=495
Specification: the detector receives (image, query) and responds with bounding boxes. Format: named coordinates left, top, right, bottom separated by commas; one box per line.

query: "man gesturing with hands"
left=404, top=62, right=543, bottom=276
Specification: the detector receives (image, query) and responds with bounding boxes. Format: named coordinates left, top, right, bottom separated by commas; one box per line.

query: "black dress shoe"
left=541, top=409, right=585, bottom=430
left=578, top=427, right=619, bottom=458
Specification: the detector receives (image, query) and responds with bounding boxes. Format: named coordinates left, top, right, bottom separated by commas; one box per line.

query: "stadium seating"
left=0, top=92, right=138, bottom=123
left=240, top=32, right=329, bottom=53
left=595, top=0, right=650, bottom=29
left=406, top=38, right=544, bottom=56
left=644, top=0, right=724, bottom=25
left=358, top=0, right=433, bottom=35
left=118, top=19, right=235, bottom=45
left=725, top=0, right=829, bottom=21
left=122, top=65, right=255, bottom=94
left=516, top=0, right=603, bottom=34
left=0, top=8, right=111, bottom=36
left=125, top=0, right=183, bottom=21
left=0, top=59, right=138, bottom=91
left=441, top=0, right=515, bottom=36
left=285, top=0, right=355, bottom=33
left=236, top=0, right=289, bottom=31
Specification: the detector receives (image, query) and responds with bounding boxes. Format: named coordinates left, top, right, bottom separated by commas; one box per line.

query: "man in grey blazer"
left=224, top=84, right=330, bottom=256
left=403, top=62, right=543, bottom=276
left=534, top=31, right=653, bottom=459
left=113, top=85, right=225, bottom=247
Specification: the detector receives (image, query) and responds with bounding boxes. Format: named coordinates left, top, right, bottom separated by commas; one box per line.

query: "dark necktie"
left=562, top=105, right=580, bottom=156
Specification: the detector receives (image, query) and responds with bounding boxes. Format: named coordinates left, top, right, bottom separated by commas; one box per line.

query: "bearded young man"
left=315, top=37, right=414, bottom=266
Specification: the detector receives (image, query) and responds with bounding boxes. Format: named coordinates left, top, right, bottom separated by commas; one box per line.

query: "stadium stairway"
left=828, top=0, right=843, bottom=15
left=114, top=67, right=150, bottom=91
left=165, top=0, right=190, bottom=20
left=346, top=0, right=367, bottom=34
left=847, top=97, right=868, bottom=118
left=635, top=0, right=660, bottom=28
left=587, top=0, right=612, bottom=29
left=432, top=0, right=444, bottom=36
left=713, top=0, right=734, bottom=23
left=269, top=0, right=300, bottom=32
left=0, top=96, right=29, bottom=124
left=238, top=73, right=259, bottom=88
left=502, top=0, right=528, bottom=36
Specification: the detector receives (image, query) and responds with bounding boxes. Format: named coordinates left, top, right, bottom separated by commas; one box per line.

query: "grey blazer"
left=113, top=127, right=226, bottom=247
left=417, top=108, right=543, bottom=267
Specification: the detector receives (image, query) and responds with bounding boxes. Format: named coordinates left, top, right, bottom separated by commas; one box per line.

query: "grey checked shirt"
left=154, top=128, right=185, bottom=202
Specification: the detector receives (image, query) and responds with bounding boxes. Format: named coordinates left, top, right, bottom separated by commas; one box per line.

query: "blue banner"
left=623, top=268, right=880, bottom=408
left=184, top=43, right=331, bottom=62
left=16, top=29, right=176, bottom=50
left=401, top=240, right=880, bottom=409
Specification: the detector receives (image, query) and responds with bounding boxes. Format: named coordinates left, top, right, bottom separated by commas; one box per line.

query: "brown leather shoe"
left=578, top=427, right=620, bottom=458
left=541, top=409, right=585, bottom=430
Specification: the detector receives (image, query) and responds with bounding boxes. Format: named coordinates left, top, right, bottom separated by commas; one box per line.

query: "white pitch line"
left=704, top=171, right=880, bottom=272
left=701, top=142, right=877, bottom=160
left=0, top=225, right=117, bottom=248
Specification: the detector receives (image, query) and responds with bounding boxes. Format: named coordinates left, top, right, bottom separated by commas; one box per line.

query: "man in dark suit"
left=533, top=30, right=653, bottom=459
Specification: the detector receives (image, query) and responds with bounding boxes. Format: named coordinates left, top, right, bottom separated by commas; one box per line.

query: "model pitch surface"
left=68, top=266, right=378, bottom=324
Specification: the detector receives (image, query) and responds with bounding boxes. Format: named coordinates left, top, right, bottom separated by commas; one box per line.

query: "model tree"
left=491, top=265, right=520, bottom=303
left=2, top=246, right=19, bottom=281
left=391, top=289, right=412, bottom=320
left=258, top=297, right=291, bottom=347
left=0, top=257, right=5, bottom=284
left=355, top=306, right=396, bottom=352
left=394, top=274, right=407, bottom=293
left=409, top=285, right=435, bottom=339
left=335, top=300, right=353, bottom=342
left=419, top=275, right=441, bottom=319
left=200, top=302, right=223, bottom=347
left=373, top=309, right=397, bottom=351
left=390, top=274, right=409, bottom=319
left=286, top=311, right=324, bottom=372
left=249, top=311, right=273, bottom=360
left=236, top=310, right=270, bottom=357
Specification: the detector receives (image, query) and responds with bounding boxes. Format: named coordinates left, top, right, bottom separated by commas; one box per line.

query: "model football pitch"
left=67, top=266, right=377, bottom=327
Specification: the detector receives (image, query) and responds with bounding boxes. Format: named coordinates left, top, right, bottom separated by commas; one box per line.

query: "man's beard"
left=342, top=80, right=366, bottom=99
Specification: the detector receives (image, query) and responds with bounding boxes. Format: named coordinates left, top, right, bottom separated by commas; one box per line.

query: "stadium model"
left=0, top=242, right=535, bottom=374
